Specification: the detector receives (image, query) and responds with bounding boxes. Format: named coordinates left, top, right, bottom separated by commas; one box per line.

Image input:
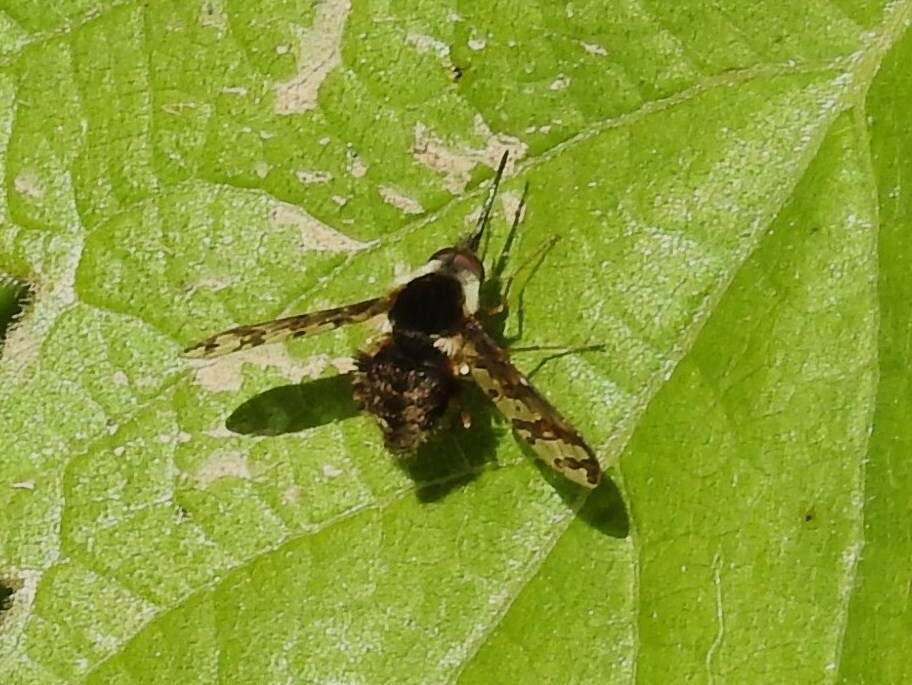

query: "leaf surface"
left=1, top=1, right=909, bottom=683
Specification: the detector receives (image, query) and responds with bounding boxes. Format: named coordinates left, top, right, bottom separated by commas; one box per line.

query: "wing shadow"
left=226, top=375, right=360, bottom=436
left=535, top=457, right=630, bottom=539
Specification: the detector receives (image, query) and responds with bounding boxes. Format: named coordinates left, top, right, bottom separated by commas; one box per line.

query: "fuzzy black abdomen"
left=352, top=334, right=456, bottom=452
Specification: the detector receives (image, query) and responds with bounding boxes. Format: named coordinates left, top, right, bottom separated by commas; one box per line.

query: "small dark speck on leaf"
left=802, top=506, right=817, bottom=524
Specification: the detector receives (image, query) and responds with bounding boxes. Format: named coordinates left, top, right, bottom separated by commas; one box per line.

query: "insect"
left=184, top=153, right=602, bottom=488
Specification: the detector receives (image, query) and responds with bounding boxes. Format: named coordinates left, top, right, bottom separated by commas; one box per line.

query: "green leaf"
left=1, top=2, right=909, bottom=683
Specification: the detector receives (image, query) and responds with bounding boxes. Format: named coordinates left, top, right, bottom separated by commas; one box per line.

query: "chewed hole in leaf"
left=0, top=277, right=33, bottom=355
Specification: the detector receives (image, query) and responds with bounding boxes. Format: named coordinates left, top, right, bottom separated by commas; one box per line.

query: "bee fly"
left=184, top=153, right=602, bottom=488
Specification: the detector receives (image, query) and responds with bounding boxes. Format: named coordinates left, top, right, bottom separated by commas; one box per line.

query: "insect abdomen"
left=352, top=335, right=456, bottom=452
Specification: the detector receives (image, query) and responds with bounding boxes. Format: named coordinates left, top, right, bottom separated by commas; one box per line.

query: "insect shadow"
left=224, top=370, right=628, bottom=537
left=404, top=382, right=501, bottom=502
left=225, top=373, right=502, bottom=502
left=535, top=460, right=630, bottom=539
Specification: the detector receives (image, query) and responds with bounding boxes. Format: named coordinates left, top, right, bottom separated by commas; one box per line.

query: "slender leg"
left=488, top=235, right=561, bottom=343
left=479, top=180, right=562, bottom=343
left=512, top=344, right=608, bottom=379
left=500, top=235, right=560, bottom=306
left=510, top=343, right=607, bottom=354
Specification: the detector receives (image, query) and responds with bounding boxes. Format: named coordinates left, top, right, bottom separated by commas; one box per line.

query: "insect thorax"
left=388, top=273, right=465, bottom=335
left=352, top=333, right=456, bottom=453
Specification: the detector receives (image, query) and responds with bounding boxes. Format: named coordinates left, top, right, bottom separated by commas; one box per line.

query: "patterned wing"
left=183, top=297, right=389, bottom=359
left=458, top=321, right=602, bottom=488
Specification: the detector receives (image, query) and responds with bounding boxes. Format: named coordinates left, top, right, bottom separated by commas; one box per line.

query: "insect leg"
left=500, top=234, right=560, bottom=306
left=514, top=344, right=608, bottom=379
left=493, top=235, right=561, bottom=342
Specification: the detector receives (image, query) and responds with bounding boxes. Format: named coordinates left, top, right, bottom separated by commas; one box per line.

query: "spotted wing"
left=183, top=297, right=389, bottom=359
left=459, top=321, right=602, bottom=488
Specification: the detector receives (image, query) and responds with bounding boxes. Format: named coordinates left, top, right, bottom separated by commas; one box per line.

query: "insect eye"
left=452, top=252, right=484, bottom=282
left=427, top=247, right=484, bottom=282
left=429, top=247, right=455, bottom=263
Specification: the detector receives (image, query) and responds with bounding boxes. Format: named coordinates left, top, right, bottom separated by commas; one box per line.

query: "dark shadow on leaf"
left=222, top=365, right=626, bottom=532
left=531, top=455, right=630, bottom=539
left=576, top=476, right=630, bottom=538
left=0, top=278, right=33, bottom=357
left=523, top=344, right=609, bottom=379
left=225, top=373, right=501, bottom=503
left=404, top=382, right=501, bottom=503
left=226, top=375, right=360, bottom=436
left=0, top=574, right=21, bottom=618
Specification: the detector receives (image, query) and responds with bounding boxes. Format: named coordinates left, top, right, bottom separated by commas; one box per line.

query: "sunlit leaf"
left=1, top=1, right=909, bottom=682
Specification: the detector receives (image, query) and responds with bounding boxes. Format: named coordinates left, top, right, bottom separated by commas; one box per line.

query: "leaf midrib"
left=456, top=3, right=910, bottom=681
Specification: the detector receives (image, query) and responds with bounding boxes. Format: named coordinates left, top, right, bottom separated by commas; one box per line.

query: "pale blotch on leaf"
left=204, top=424, right=236, bottom=440
left=581, top=41, right=608, bottom=56
left=330, top=356, right=358, bottom=374
left=295, top=169, right=333, bottom=185
left=347, top=153, right=368, bottom=178
left=192, top=450, right=252, bottom=488
left=161, top=101, right=202, bottom=116
left=189, top=349, right=332, bottom=393
left=412, top=117, right=527, bottom=193
left=270, top=203, right=374, bottom=252
left=549, top=75, right=571, bottom=91
left=405, top=31, right=461, bottom=79
left=157, top=431, right=192, bottom=446
left=13, top=170, right=44, bottom=200
left=406, top=32, right=450, bottom=59
left=461, top=189, right=527, bottom=235
left=378, top=186, right=425, bottom=215
left=198, top=0, right=228, bottom=30
left=275, top=0, right=351, bottom=114
left=468, top=34, right=486, bottom=51
left=322, top=463, right=343, bottom=479
left=282, top=485, right=302, bottom=505
left=499, top=190, right=527, bottom=227
left=190, top=275, right=235, bottom=296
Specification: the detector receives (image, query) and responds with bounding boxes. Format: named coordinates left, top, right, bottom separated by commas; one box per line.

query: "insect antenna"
left=464, top=151, right=509, bottom=254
